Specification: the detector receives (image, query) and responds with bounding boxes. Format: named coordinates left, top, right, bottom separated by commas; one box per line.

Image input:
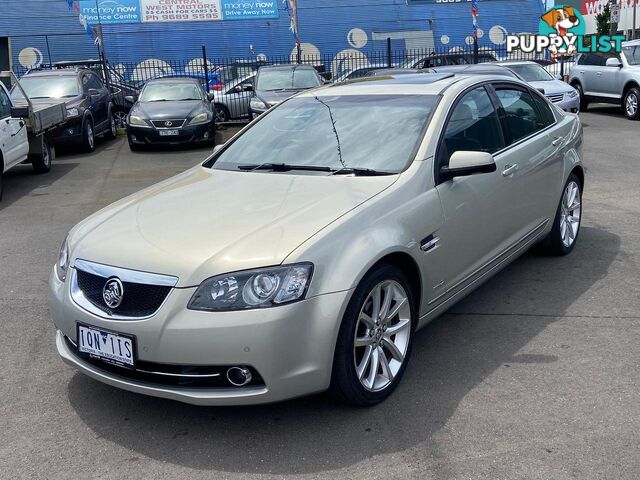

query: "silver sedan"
left=209, top=74, right=255, bottom=122
left=49, top=73, right=583, bottom=406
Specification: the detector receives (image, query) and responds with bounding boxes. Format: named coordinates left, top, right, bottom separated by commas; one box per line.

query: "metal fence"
left=9, top=37, right=571, bottom=125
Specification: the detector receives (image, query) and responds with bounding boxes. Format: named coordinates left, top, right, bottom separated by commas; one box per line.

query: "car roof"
left=496, top=60, right=540, bottom=66
left=22, top=69, right=81, bottom=77
left=144, top=76, right=202, bottom=84
left=258, top=64, right=316, bottom=72
left=299, top=72, right=530, bottom=98
left=429, top=64, right=519, bottom=78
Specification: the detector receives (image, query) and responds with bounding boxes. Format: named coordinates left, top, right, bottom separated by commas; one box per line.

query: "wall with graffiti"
left=4, top=0, right=544, bottom=81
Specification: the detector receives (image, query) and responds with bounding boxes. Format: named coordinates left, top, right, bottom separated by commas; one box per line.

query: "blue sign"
left=79, top=0, right=142, bottom=24
left=222, top=1, right=279, bottom=20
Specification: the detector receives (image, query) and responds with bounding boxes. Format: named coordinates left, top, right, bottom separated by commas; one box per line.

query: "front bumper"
left=127, top=122, right=215, bottom=146
left=49, top=267, right=351, bottom=405
left=52, top=116, right=84, bottom=145
left=555, top=94, right=580, bottom=113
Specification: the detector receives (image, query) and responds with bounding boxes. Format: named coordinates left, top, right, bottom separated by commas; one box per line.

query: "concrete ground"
left=0, top=110, right=638, bottom=480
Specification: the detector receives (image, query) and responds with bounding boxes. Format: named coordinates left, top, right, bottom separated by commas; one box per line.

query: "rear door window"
left=494, top=87, right=545, bottom=144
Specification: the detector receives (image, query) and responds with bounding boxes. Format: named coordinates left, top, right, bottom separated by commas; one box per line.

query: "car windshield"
left=506, top=64, right=554, bottom=81
left=256, top=68, right=321, bottom=91
left=139, top=82, right=202, bottom=101
left=211, top=94, right=438, bottom=173
left=11, top=76, right=79, bottom=100
left=623, top=45, right=640, bottom=65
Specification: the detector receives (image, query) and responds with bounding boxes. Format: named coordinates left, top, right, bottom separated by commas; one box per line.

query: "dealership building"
left=1, top=0, right=544, bottom=79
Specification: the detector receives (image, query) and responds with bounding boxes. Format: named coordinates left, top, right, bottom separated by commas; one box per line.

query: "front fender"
left=284, top=161, right=445, bottom=311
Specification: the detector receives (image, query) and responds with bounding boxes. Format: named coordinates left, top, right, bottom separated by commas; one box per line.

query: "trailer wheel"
left=31, top=136, right=52, bottom=174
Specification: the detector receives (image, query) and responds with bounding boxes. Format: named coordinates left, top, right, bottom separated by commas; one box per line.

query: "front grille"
left=64, top=336, right=265, bottom=389
left=76, top=268, right=171, bottom=318
left=547, top=94, right=564, bottom=103
left=151, top=119, right=186, bottom=129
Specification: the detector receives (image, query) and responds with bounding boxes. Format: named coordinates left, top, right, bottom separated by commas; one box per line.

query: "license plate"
left=77, top=324, right=135, bottom=368
left=159, top=129, right=179, bottom=136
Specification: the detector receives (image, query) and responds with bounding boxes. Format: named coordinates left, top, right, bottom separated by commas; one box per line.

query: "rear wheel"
left=573, top=82, right=589, bottom=112
left=82, top=118, right=95, bottom=153
left=104, top=111, right=117, bottom=140
left=623, top=87, right=640, bottom=120
left=214, top=104, right=230, bottom=123
left=113, top=110, right=128, bottom=129
left=330, top=264, right=416, bottom=406
left=31, top=136, right=52, bottom=174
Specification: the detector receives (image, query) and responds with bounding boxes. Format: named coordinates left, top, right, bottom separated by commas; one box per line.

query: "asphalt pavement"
left=1, top=111, right=638, bottom=479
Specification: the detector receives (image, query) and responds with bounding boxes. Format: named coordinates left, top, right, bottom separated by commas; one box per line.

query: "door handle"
left=502, top=164, right=519, bottom=177
left=552, top=136, right=562, bottom=147
left=596, top=71, right=602, bottom=76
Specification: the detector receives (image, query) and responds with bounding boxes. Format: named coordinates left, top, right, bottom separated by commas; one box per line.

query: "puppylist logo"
left=507, top=6, right=625, bottom=55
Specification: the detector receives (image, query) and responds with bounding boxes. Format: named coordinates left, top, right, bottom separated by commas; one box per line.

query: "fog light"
left=203, top=131, right=210, bottom=139
left=66, top=129, right=75, bottom=135
left=226, top=366, right=252, bottom=386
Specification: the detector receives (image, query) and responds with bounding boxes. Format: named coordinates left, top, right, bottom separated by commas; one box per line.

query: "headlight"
left=250, top=98, right=267, bottom=110
left=56, top=237, right=70, bottom=282
left=128, top=115, right=147, bottom=126
left=66, top=108, right=80, bottom=117
left=567, top=89, right=578, bottom=98
left=189, top=112, right=210, bottom=125
left=188, top=263, right=313, bottom=312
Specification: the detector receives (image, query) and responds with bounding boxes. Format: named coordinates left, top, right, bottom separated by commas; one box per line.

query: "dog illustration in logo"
left=541, top=6, right=580, bottom=54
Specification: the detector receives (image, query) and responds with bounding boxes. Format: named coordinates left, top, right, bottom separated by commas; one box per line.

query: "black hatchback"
left=11, top=68, right=116, bottom=152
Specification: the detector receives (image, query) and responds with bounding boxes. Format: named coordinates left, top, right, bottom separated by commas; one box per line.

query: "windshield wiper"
left=331, top=167, right=393, bottom=176
left=237, top=163, right=333, bottom=173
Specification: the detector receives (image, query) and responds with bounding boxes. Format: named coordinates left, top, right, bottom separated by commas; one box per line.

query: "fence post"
left=45, top=35, right=52, bottom=64
left=387, top=37, right=392, bottom=68
left=202, top=45, right=209, bottom=90
left=473, top=37, right=479, bottom=64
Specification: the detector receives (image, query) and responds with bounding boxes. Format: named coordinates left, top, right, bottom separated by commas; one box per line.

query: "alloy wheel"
left=114, top=111, right=128, bottom=129
left=353, top=280, right=411, bottom=392
left=560, top=180, right=582, bottom=248
left=625, top=93, right=638, bottom=117
left=42, top=142, right=50, bottom=168
left=110, top=114, right=117, bottom=136
left=87, top=123, right=95, bottom=150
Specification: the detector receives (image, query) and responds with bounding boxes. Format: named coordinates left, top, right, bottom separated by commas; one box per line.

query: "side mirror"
left=536, top=87, right=546, bottom=95
left=554, top=73, right=562, bottom=80
left=320, top=72, right=332, bottom=81
left=207, top=92, right=215, bottom=101
left=10, top=106, right=29, bottom=119
left=440, top=151, right=496, bottom=180
left=213, top=143, right=225, bottom=154
left=124, top=95, right=136, bottom=103
left=605, top=57, right=622, bottom=68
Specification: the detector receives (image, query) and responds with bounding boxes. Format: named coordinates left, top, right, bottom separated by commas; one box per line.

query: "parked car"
left=0, top=77, right=66, bottom=200
left=210, top=73, right=255, bottom=122
left=401, top=52, right=497, bottom=69
left=569, top=40, right=640, bottom=119
left=125, top=77, right=215, bottom=150
left=498, top=61, right=580, bottom=112
left=249, top=64, right=322, bottom=118
left=10, top=68, right=116, bottom=152
left=41, top=60, right=141, bottom=128
left=50, top=72, right=583, bottom=406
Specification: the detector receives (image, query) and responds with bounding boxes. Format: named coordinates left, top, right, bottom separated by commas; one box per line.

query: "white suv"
left=569, top=40, right=640, bottom=120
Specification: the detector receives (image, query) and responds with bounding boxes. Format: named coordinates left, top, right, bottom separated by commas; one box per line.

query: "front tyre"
left=624, top=87, right=640, bottom=120
left=31, top=136, right=52, bottom=174
left=82, top=118, right=96, bottom=153
left=574, top=83, right=589, bottom=112
left=545, top=173, right=583, bottom=256
left=104, top=111, right=117, bottom=140
left=330, top=264, right=416, bottom=406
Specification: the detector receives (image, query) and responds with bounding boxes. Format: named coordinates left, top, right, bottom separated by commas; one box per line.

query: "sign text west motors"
left=140, top=0, right=223, bottom=22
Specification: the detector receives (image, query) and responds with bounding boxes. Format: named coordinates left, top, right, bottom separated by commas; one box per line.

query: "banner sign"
left=78, top=0, right=142, bottom=24
left=222, top=1, right=279, bottom=20
left=140, top=0, right=222, bottom=22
